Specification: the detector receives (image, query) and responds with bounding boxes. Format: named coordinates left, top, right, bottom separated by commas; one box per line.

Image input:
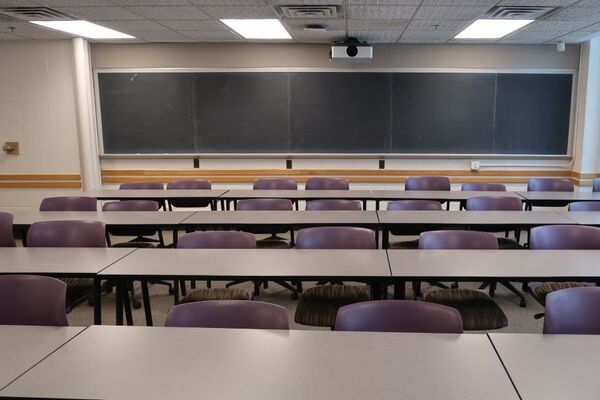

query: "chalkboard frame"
left=94, top=68, right=577, bottom=159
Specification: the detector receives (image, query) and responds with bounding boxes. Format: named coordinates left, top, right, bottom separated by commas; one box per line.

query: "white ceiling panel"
left=200, top=5, right=279, bottom=19
left=349, top=29, right=401, bottom=42
left=180, top=29, right=242, bottom=41
left=157, top=19, right=224, bottom=30
left=37, top=0, right=115, bottom=5
left=348, top=19, right=408, bottom=31
left=194, top=0, right=267, bottom=5
left=110, top=0, right=192, bottom=5
left=401, top=30, right=457, bottom=41
left=555, top=29, right=600, bottom=42
left=127, top=5, right=211, bottom=20
left=407, top=19, right=470, bottom=30
left=54, top=6, right=144, bottom=20
left=93, top=19, right=168, bottom=31
left=545, top=6, right=600, bottom=21
left=132, top=29, right=195, bottom=41
left=521, top=19, right=596, bottom=31
left=421, top=0, right=496, bottom=5
left=413, top=5, right=490, bottom=20
left=347, top=0, right=420, bottom=4
left=348, top=5, right=418, bottom=20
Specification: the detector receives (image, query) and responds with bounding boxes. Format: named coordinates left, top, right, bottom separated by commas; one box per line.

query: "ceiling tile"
left=282, top=18, right=346, bottom=31
left=110, top=0, right=192, bottom=5
left=192, top=0, right=267, bottom=4
left=401, top=29, right=456, bottom=41
left=397, top=37, right=448, bottom=43
left=127, top=5, right=211, bottom=19
left=130, top=29, right=195, bottom=41
left=0, top=31, right=22, bottom=39
left=347, top=0, right=420, bottom=4
left=347, top=5, right=418, bottom=19
left=504, top=29, right=568, bottom=41
left=522, top=19, right=596, bottom=31
left=348, top=29, right=401, bottom=42
left=577, top=0, right=600, bottom=5
left=157, top=19, right=224, bottom=30
left=348, top=19, right=408, bottom=31
left=92, top=19, right=168, bottom=31
left=407, top=19, right=470, bottom=30
left=180, top=29, right=243, bottom=41
left=421, top=0, right=496, bottom=5
left=555, top=29, right=600, bottom=42
left=413, top=5, right=490, bottom=20
left=545, top=6, right=600, bottom=21
left=36, top=0, right=115, bottom=5
left=0, top=0, right=40, bottom=6
left=497, top=0, right=578, bottom=5
left=55, top=6, right=144, bottom=20
left=200, top=5, right=279, bottom=19
left=292, top=29, right=345, bottom=43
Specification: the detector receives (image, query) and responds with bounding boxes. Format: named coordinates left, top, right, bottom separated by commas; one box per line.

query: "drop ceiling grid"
left=0, top=0, right=597, bottom=43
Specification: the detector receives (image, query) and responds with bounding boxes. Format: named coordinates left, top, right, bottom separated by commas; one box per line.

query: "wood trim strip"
left=101, top=169, right=571, bottom=178
left=0, top=182, right=81, bottom=188
left=0, top=174, right=81, bottom=181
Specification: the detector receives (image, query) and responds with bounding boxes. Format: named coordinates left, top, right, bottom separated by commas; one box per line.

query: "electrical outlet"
left=2, top=141, right=19, bottom=155
left=470, top=161, right=480, bottom=171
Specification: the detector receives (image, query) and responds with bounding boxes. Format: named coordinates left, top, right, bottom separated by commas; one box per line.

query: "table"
left=489, top=333, right=600, bottom=400
left=0, top=325, right=84, bottom=391
left=0, top=326, right=519, bottom=400
left=559, top=211, right=600, bottom=226
left=388, top=249, right=600, bottom=299
left=372, top=190, right=525, bottom=209
left=221, top=189, right=373, bottom=210
left=378, top=210, right=574, bottom=248
left=83, top=189, right=229, bottom=210
left=183, top=210, right=380, bottom=246
left=517, top=191, right=600, bottom=209
left=99, top=249, right=391, bottom=325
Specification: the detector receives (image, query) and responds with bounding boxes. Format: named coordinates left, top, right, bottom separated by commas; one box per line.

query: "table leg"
left=374, top=226, right=380, bottom=249
left=115, top=281, right=123, bottom=326
left=362, top=199, right=367, bottom=210
left=394, top=281, right=406, bottom=300
left=122, top=283, right=134, bottom=326
left=382, top=228, right=390, bottom=249
left=93, top=277, right=102, bottom=325
left=172, top=228, right=179, bottom=247
left=141, top=280, right=153, bottom=326
left=173, top=278, right=180, bottom=305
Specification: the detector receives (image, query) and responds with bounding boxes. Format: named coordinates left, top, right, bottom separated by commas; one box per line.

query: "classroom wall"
left=0, top=40, right=82, bottom=211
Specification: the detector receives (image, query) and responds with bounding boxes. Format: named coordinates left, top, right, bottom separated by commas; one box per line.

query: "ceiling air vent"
left=484, top=6, right=556, bottom=20
left=0, top=7, right=76, bottom=21
left=279, top=5, right=340, bottom=19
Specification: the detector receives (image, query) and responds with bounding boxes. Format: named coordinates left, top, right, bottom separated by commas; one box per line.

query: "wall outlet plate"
left=3, top=141, right=20, bottom=155
left=470, top=160, right=480, bottom=171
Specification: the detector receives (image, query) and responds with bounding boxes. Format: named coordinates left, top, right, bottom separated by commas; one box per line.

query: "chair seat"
left=110, top=242, right=158, bottom=248
left=528, top=282, right=590, bottom=306
left=497, top=238, right=523, bottom=249
left=181, top=288, right=249, bottom=303
left=424, top=288, right=508, bottom=330
left=256, top=239, right=290, bottom=249
left=294, top=285, right=370, bottom=327
left=388, top=239, right=420, bottom=249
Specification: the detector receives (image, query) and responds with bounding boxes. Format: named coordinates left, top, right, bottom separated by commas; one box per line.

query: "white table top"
left=0, top=247, right=135, bottom=276
left=183, top=210, right=379, bottom=226
left=12, top=211, right=195, bottom=226
left=388, top=250, right=600, bottom=280
left=560, top=211, right=600, bottom=225
left=489, top=333, right=600, bottom=400
left=83, top=189, right=229, bottom=199
left=378, top=210, right=573, bottom=226
left=372, top=190, right=524, bottom=201
left=0, top=325, right=85, bottom=391
left=99, top=249, right=390, bottom=278
left=517, top=191, right=600, bottom=202
left=222, top=189, right=372, bottom=199
left=0, top=326, right=518, bottom=400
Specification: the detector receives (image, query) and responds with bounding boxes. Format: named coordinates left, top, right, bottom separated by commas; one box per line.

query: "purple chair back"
left=27, top=220, right=106, bottom=247
left=253, top=178, right=297, bottom=190
left=461, top=183, right=506, bottom=191
left=387, top=200, right=443, bottom=211
left=306, top=199, right=362, bottom=211
left=527, top=178, right=574, bottom=192
left=295, top=227, right=376, bottom=249
left=593, top=178, right=600, bottom=192
left=529, top=225, right=600, bottom=249
left=568, top=202, right=600, bottom=212
left=419, top=230, right=499, bottom=250
left=177, top=231, right=256, bottom=249
left=305, top=177, right=349, bottom=190
left=235, top=198, right=293, bottom=211
left=405, top=176, right=450, bottom=191
left=167, top=180, right=212, bottom=208
left=39, top=196, right=97, bottom=212
left=466, top=196, right=523, bottom=211
left=335, top=300, right=463, bottom=333
left=544, top=287, right=600, bottom=334
left=119, top=182, right=164, bottom=190
left=102, top=200, right=159, bottom=212
left=0, top=275, right=68, bottom=326
left=0, top=212, right=16, bottom=247
left=165, top=300, right=289, bottom=330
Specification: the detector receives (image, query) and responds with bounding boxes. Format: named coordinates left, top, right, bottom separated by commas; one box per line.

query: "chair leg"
left=226, top=279, right=249, bottom=288
left=253, top=281, right=261, bottom=297
left=489, top=281, right=496, bottom=297
left=129, top=282, right=141, bottom=309
left=500, top=281, right=527, bottom=307
left=157, top=230, right=165, bottom=247
left=179, top=280, right=187, bottom=296
left=273, top=281, right=299, bottom=300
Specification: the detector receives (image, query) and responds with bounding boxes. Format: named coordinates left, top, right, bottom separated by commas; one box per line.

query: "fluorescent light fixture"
left=455, top=19, right=534, bottom=39
left=30, top=20, right=134, bottom=39
left=221, top=19, right=291, bottom=40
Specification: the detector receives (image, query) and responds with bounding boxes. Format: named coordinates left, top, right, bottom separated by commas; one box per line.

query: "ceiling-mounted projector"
left=330, top=38, right=372, bottom=61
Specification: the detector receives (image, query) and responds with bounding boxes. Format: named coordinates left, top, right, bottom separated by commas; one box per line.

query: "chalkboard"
left=97, top=71, right=573, bottom=155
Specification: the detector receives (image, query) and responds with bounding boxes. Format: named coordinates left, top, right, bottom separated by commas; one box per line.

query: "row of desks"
left=0, top=324, right=596, bottom=400
left=2, top=247, right=600, bottom=325
left=11, top=209, right=600, bottom=248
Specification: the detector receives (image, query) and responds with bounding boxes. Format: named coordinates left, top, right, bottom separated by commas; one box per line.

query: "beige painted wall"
left=0, top=40, right=82, bottom=211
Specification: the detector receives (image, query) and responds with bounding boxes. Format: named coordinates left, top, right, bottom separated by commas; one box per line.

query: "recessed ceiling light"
left=455, top=19, right=534, bottom=39
left=30, top=20, right=134, bottom=39
left=220, top=19, right=291, bottom=40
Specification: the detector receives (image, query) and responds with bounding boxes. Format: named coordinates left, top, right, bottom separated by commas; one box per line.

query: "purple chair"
left=236, top=198, right=293, bottom=248
left=0, top=275, right=68, bottom=326
left=569, top=201, right=600, bottom=212
left=102, top=200, right=164, bottom=247
left=39, top=196, right=97, bottom=211
left=165, top=300, right=289, bottom=330
left=387, top=200, right=443, bottom=211
left=120, top=182, right=165, bottom=209
left=528, top=225, right=600, bottom=308
left=253, top=178, right=297, bottom=190
left=405, top=176, right=450, bottom=191
left=306, top=199, right=362, bottom=211
left=294, top=227, right=374, bottom=327
left=166, top=180, right=213, bottom=210
left=305, top=177, right=350, bottom=190
left=0, top=212, right=16, bottom=247
left=418, top=230, right=508, bottom=330
left=526, top=178, right=574, bottom=209
left=177, top=231, right=255, bottom=303
left=461, top=183, right=506, bottom=191
left=544, top=287, right=600, bottom=334
left=26, top=220, right=106, bottom=312
left=334, top=300, right=463, bottom=333
left=593, top=178, right=600, bottom=192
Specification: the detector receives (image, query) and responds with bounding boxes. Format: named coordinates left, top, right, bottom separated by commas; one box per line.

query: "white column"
left=573, top=37, right=600, bottom=177
left=72, top=37, right=101, bottom=190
